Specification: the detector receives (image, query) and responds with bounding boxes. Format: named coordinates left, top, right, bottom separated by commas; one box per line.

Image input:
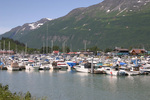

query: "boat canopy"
left=119, top=62, right=127, bottom=66
left=0, top=61, right=4, bottom=66
left=67, top=62, right=76, bottom=68
left=45, top=59, right=49, bottom=62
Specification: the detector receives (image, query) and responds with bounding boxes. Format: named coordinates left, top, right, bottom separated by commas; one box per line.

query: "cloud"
left=0, top=27, right=11, bottom=34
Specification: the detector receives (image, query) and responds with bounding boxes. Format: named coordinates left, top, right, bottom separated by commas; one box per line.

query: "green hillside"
left=17, top=10, right=150, bottom=50
left=1, top=0, right=150, bottom=51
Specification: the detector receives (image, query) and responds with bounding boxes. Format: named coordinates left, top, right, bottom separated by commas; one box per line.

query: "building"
left=53, top=51, right=59, bottom=55
left=130, top=49, right=147, bottom=55
left=113, top=47, right=129, bottom=55
left=0, top=50, right=15, bottom=54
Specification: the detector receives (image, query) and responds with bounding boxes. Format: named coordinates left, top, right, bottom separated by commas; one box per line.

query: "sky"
left=0, top=0, right=103, bottom=34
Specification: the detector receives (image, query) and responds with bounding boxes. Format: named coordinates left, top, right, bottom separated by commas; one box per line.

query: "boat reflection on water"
left=7, top=70, right=20, bottom=74
left=58, top=70, right=68, bottom=74
left=39, top=70, right=45, bottom=73
left=7, top=70, right=13, bottom=74
left=25, top=70, right=34, bottom=73
left=49, top=69, right=59, bottom=73
left=104, top=75, right=118, bottom=92
left=25, top=69, right=40, bottom=74
left=75, top=72, right=89, bottom=77
left=48, top=68, right=70, bottom=73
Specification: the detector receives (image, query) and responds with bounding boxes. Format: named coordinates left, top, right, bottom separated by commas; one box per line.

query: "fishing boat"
left=140, top=66, right=150, bottom=73
left=51, top=61, right=60, bottom=69
left=125, top=65, right=140, bottom=76
left=140, top=63, right=150, bottom=73
left=57, top=61, right=68, bottom=69
left=104, top=66, right=119, bottom=75
left=39, top=62, right=50, bottom=70
left=7, top=61, right=20, bottom=71
left=74, top=62, right=91, bottom=73
left=25, top=60, right=40, bottom=70
left=104, top=66, right=128, bottom=76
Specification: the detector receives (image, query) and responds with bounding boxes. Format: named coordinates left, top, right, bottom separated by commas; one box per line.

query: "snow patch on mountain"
left=20, top=18, right=52, bottom=31
left=46, top=18, right=52, bottom=21
left=27, top=18, right=52, bottom=30
left=28, top=23, right=44, bottom=30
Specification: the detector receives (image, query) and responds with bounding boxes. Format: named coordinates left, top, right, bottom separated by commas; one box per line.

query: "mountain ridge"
left=1, top=18, right=52, bottom=40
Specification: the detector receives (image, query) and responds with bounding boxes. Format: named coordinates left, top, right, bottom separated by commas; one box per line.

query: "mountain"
left=1, top=0, right=150, bottom=50
left=1, top=18, right=52, bottom=40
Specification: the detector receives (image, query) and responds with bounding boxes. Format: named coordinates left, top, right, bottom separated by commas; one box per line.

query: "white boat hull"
left=74, top=67, right=90, bottom=73
left=25, top=65, right=39, bottom=70
left=7, top=66, right=19, bottom=71
left=105, top=70, right=118, bottom=75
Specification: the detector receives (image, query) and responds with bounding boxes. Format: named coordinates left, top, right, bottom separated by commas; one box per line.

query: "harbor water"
left=0, top=70, right=150, bottom=100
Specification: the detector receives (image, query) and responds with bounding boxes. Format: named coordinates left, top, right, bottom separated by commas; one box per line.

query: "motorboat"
left=104, top=66, right=119, bottom=75
left=25, top=62, right=40, bottom=70
left=74, top=62, right=91, bottom=73
left=104, top=66, right=128, bottom=76
left=39, top=62, right=50, bottom=70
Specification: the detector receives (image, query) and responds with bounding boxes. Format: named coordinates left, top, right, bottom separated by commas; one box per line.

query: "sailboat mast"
left=25, top=43, right=27, bottom=55
left=84, top=41, right=86, bottom=52
left=3, top=40, right=5, bottom=56
left=9, top=41, right=10, bottom=55
left=46, top=23, right=48, bottom=54
left=43, top=42, right=45, bottom=54
left=62, top=41, right=65, bottom=53
left=51, top=40, right=53, bottom=53
left=0, top=42, right=1, bottom=50
left=16, top=45, right=17, bottom=54
left=4, top=40, right=5, bottom=50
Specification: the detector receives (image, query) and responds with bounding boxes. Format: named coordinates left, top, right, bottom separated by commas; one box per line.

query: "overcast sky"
left=0, top=0, right=103, bottom=34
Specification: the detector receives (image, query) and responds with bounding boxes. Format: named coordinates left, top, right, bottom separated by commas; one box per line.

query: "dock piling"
left=91, top=57, right=94, bottom=74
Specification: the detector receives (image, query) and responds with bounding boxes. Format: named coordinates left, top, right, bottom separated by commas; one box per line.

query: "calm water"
left=0, top=70, right=150, bottom=100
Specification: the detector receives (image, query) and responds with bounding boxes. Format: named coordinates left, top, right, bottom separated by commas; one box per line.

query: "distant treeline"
left=1, top=37, right=25, bottom=47
left=0, top=37, right=39, bottom=54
